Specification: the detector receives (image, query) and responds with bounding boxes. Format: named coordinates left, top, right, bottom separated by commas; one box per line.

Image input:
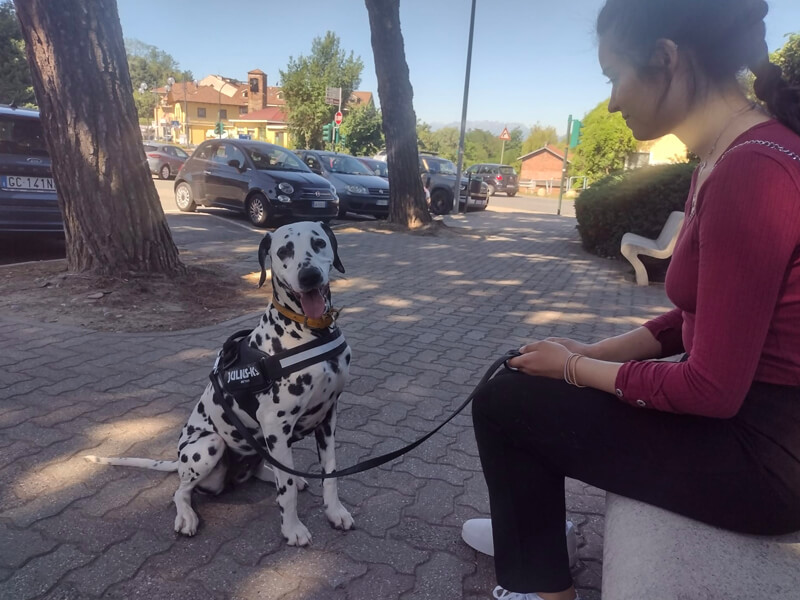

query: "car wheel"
left=429, top=189, right=452, bottom=215
left=174, top=182, right=196, bottom=212
left=507, top=191, right=516, bottom=197
left=487, top=184, right=496, bottom=196
left=159, top=164, right=171, bottom=180
left=247, top=193, right=270, bottom=227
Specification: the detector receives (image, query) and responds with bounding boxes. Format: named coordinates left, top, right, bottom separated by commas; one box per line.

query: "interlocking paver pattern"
left=0, top=206, right=671, bottom=600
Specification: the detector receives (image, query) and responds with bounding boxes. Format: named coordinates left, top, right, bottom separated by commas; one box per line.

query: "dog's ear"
left=319, top=221, right=345, bottom=273
left=257, top=232, right=272, bottom=288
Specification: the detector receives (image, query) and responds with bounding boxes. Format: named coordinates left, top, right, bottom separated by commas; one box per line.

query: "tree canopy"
left=520, top=123, right=561, bottom=156
left=339, top=103, right=383, bottom=156
left=0, top=1, right=35, bottom=106
left=125, top=38, right=192, bottom=122
left=280, top=32, right=363, bottom=149
left=415, top=122, right=525, bottom=169
left=570, top=100, right=637, bottom=183
left=773, top=32, right=800, bottom=88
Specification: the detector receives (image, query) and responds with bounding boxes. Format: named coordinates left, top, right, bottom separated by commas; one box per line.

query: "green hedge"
left=574, top=162, right=696, bottom=258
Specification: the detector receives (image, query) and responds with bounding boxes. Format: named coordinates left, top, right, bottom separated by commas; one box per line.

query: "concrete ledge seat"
left=602, top=493, right=800, bottom=599
left=620, top=211, right=685, bottom=286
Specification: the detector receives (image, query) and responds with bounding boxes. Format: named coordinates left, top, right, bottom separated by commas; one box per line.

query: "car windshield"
left=423, top=157, right=457, bottom=175
left=0, top=115, right=49, bottom=157
left=321, top=154, right=372, bottom=175
left=499, top=166, right=515, bottom=174
left=362, top=159, right=388, bottom=177
left=245, top=145, right=309, bottom=171
left=173, top=147, right=189, bottom=159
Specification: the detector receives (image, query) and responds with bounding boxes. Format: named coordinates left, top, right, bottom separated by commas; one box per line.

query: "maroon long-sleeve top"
left=615, top=120, right=800, bottom=417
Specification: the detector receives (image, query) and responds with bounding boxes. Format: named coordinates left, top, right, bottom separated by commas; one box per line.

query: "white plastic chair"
left=620, top=211, right=685, bottom=286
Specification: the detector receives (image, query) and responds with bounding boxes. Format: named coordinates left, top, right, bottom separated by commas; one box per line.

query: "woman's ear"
left=650, top=38, right=680, bottom=74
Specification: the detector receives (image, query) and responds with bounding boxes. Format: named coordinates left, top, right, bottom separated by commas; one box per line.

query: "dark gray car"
left=465, top=163, right=519, bottom=197
left=144, top=143, right=189, bottom=180
left=0, top=105, right=62, bottom=235
left=420, top=154, right=489, bottom=215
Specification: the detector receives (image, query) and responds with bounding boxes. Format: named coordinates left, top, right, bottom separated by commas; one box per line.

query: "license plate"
left=376, top=199, right=388, bottom=206
left=1, top=175, right=55, bottom=192
left=312, top=200, right=326, bottom=208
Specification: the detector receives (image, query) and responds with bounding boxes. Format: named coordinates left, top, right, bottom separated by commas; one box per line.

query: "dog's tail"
left=83, top=455, right=178, bottom=472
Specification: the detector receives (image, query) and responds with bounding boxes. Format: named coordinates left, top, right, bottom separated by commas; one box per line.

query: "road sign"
left=334, top=111, right=343, bottom=125
left=325, top=87, right=341, bottom=106
left=499, top=127, right=511, bottom=141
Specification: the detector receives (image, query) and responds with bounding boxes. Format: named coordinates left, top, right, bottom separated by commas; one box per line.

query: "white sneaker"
left=492, top=587, right=580, bottom=600
left=461, top=519, right=577, bottom=567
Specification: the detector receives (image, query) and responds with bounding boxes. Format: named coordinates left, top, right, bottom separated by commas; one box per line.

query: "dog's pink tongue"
left=300, top=289, right=326, bottom=319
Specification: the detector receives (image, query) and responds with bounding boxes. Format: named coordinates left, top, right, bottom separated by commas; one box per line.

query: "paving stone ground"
left=0, top=207, right=672, bottom=600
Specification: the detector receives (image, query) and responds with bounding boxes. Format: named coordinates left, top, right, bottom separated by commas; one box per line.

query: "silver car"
left=144, top=143, right=189, bottom=180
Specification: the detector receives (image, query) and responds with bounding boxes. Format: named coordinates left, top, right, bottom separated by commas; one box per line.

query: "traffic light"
left=322, top=122, right=333, bottom=143
left=569, top=119, right=583, bottom=148
left=334, top=128, right=346, bottom=146
left=214, top=121, right=224, bottom=136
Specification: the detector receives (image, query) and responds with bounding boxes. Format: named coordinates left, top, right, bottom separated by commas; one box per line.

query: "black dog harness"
left=210, top=337, right=520, bottom=480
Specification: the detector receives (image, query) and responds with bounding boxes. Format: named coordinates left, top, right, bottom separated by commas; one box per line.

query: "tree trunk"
left=13, top=0, right=184, bottom=276
left=364, top=0, right=431, bottom=228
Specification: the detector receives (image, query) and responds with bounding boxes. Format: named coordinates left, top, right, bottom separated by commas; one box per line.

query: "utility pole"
left=453, top=0, right=477, bottom=214
left=557, top=114, right=572, bottom=216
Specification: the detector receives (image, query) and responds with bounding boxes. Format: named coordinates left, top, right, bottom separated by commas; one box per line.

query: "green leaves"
left=571, top=100, right=637, bottom=184
left=0, top=1, right=35, bottom=106
left=279, top=32, right=364, bottom=149
left=338, top=104, right=383, bottom=156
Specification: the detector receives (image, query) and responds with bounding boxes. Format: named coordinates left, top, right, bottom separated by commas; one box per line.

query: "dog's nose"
left=298, top=266, right=324, bottom=290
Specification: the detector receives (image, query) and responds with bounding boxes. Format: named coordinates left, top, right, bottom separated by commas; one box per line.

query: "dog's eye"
left=311, top=238, right=327, bottom=252
left=277, top=242, right=294, bottom=261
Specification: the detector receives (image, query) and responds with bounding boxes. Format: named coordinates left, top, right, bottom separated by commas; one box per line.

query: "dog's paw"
left=325, top=503, right=354, bottom=530
left=174, top=510, right=199, bottom=536
left=282, top=522, right=312, bottom=546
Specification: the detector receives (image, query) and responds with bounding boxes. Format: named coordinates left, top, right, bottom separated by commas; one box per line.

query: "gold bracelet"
left=570, top=354, right=586, bottom=388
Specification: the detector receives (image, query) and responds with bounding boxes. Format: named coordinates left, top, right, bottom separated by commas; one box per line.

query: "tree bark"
left=364, top=0, right=431, bottom=228
left=13, top=0, right=184, bottom=275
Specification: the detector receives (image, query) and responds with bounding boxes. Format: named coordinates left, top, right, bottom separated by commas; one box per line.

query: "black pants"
left=472, top=370, right=800, bottom=593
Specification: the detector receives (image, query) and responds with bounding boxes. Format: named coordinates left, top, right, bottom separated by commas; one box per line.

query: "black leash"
left=209, top=349, right=521, bottom=480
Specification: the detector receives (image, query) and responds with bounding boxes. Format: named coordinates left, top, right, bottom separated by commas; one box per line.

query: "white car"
left=372, top=149, right=387, bottom=162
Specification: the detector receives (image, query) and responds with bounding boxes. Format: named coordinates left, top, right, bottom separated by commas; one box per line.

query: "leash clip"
left=212, top=350, right=222, bottom=374
left=503, top=349, right=522, bottom=372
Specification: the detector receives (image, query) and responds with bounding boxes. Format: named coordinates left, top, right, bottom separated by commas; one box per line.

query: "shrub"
left=574, top=162, right=696, bottom=258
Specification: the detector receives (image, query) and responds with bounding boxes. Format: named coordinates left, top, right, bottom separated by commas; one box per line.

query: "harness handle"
left=210, top=349, right=521, bottom=480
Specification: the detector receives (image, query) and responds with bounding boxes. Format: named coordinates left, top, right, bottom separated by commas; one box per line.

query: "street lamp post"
left=452, top=0, right=477, bottom=214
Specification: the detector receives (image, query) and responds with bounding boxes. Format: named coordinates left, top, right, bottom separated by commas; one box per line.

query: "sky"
left=117, top=0, right=800, bottom=137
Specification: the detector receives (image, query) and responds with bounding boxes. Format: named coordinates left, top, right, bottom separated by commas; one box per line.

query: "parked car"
left=173, top=139, right=338, bottom=227
left=0, top=105, right=63, bottom=235
left=419, top=153, right=489, bottom=215
left=144, top=142, right=189, bottom=180
left=465, top=163, right=519, bottom=197
left=295, top=150, right=390, bottom=218
left=372, top=149, right=387, bottom=161
left=357, top=157, right=389, bottom=179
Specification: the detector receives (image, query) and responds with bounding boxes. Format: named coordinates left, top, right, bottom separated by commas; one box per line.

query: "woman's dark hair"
left=597, top=0, right=800, bottom=135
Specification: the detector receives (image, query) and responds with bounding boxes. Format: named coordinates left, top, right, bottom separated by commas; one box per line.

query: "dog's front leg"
left=314, top=403, right=354, bottom=530
left=261, top=423, right=312, bottom=546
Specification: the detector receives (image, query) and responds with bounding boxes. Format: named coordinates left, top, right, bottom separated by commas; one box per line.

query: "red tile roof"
left=157, top=82, right=248, bottom=106
left=234, top=106, right=288, bottom=123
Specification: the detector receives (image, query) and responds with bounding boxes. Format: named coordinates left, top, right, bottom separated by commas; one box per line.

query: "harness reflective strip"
left=276, top=335, right=347, bottom=374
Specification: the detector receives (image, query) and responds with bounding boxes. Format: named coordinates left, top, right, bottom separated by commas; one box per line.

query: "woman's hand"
left=506, top=340, right=572, bottom=379
left=545, top=337, right=597, bottom=358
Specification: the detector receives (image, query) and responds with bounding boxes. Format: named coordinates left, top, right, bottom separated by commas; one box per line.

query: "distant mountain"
left=428, top=120, right=529, bottom=135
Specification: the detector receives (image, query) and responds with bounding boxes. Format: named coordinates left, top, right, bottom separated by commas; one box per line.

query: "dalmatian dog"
left=85, top=221, right=353, bottom=546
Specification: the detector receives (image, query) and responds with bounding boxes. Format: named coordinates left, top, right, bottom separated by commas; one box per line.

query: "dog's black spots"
left=277, top=410, right=285, bottom=417
left=305, top=403, right=324, bottom=416
left=266, top=434, right=277, bottom=451
left=288, top=375, right=308, bottom=396
left=311, top=236, right=327, bottom=253
left=290, top=405, right=301, bottom=415
left=272, top=337, right=284, bottom=353
left=282, top=423, right=291, bottom=435
left=345, top=353, right=351, bottom=365
left=179, top=440, right=189, bottom=451
left=192, top=452, right=201, bottom=462
left=327, top=359, right=340, bottom=373
left=288, top=478, right=294, bottom=486
left=261, top=313, right=268, bottom=325
left=197, top=430, right=212, bottom=440
left=289, top=330, right=301, bottom=340
left=277, top=485, right=287, bottom=496
left=255, top=333, right=263, bottom=347
left=208, top=446, right=217, bottom=456
left=211, top=393, right=222, bottom=405
left=274, top=324, right=284, bottom=337
left=187, top=425, right=195, bottom=435
left=279, top=505, right=284, bottom=513
left=230, top=430, right=242, bottom=441
left=276, top=241, right=294, bottom=262
left=268, top=312, right=276, bottom=325
left=221, top=412, right=233, bottom=426
left=315, top=428, right=328, bottom=451
left=198, top=402, right=206, bottom=416
left=180, top=454, right=188, bottom=463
